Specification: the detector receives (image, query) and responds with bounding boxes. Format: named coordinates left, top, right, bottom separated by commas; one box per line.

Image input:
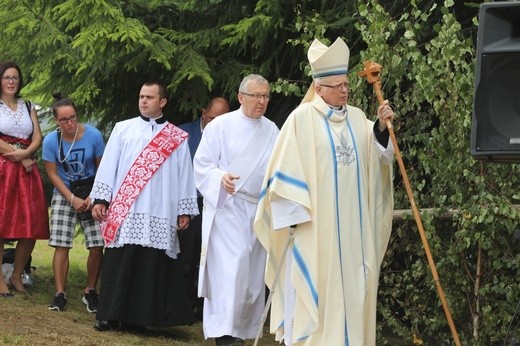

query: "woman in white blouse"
left=0, top=61, right=49, bottom=296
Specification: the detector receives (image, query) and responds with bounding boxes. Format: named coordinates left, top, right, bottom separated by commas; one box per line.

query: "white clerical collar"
left=325, top=104, right=347, bottom=122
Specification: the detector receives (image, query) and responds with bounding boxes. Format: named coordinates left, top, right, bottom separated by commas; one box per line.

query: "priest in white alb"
left=254, top=38, right=395, bottom=345
left=194, top=74, right=279, bottom=346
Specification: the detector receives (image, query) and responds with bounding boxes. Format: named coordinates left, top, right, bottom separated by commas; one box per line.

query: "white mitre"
left=302, top=37, right=350, bottom=103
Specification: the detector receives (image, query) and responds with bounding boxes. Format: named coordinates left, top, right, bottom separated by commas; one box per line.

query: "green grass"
left=2, top=237, right=277, bottom=345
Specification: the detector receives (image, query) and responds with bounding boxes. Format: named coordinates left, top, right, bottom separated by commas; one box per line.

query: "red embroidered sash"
left=101, top=123, right=188, bottom=245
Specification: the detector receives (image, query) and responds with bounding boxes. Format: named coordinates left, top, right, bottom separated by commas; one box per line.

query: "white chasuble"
left=254, top=95, right=394, bottom=345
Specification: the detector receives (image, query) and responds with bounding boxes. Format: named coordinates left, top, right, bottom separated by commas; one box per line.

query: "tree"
left=352, top=1, right=519, bottom=344
left=0, top=0, right=308, bottom=127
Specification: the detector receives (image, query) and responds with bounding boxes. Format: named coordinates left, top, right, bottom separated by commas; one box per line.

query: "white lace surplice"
left=90, top=117, right=199, bottom=259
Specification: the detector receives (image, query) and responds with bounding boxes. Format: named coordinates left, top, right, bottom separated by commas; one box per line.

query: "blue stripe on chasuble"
left=323, top=114, right=367, bottom=346
left=292, top=245, right=318, bottom=305
left=346, top=119, right=367, bottom=280
left=259, top=171, right=309, bottom=201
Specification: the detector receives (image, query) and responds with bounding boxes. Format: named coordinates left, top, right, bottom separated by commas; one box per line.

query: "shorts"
left=48, top=191, right=104, bottom=249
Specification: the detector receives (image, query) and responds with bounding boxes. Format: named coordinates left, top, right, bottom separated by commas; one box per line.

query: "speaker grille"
left=474, top=53, right=520, bottom=151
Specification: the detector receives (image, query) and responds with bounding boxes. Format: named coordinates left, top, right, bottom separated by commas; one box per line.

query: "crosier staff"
left=359, top=60, right=462, bottom=346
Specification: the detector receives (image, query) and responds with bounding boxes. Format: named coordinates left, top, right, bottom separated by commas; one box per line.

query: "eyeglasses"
left=2, top=76, right=19, bottom=82
left=57, top=114, right=78, bottom=124
left=241, top=92, right=270, bottom=101
left=319, top=83, right=349, bottom=91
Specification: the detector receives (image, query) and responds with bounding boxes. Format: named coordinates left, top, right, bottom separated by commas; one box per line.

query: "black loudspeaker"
left=470, top=2, right=520, bottom=162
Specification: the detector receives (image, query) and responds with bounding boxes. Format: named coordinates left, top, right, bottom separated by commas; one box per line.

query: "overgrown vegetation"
left=351, top=1, right=520, bottom=344
left=0, top=0, right=518, bottom=344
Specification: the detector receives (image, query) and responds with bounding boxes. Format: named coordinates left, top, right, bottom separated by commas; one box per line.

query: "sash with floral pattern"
left=101, top=123, right=187, bottom=245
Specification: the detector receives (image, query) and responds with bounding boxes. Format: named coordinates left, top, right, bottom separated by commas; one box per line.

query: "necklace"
left=58, top=125, right=79, bottom=163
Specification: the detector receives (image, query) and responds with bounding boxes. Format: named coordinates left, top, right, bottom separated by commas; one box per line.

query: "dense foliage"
left=353, top=1, right=520, bottom=344
left=1, top=0, right=518, bottom=344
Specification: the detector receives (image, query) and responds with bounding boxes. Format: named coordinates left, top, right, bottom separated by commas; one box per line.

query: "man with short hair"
left=254, top=38, right=395, bottom=345
left=194, top=74, right=279, bottom=345
left=91, top=81, right=198, bottom=332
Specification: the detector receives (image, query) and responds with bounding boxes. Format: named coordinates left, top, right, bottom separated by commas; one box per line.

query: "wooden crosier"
left=359, top=60, right=462, bottom=346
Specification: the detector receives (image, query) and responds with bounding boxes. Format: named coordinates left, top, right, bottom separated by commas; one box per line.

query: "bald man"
left=180, top=97, right=230, bottom=160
